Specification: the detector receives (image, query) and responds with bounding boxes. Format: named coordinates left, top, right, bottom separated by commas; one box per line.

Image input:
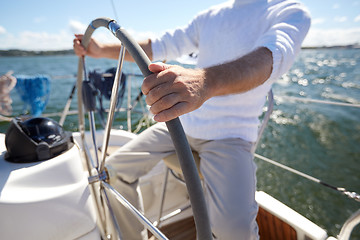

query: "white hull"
left=0, top=129, right=337, bottom=240
left=0, top=133, right=99, bottom=239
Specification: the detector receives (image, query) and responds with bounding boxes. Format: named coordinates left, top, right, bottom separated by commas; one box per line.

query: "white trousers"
left=106, top=122, right=259, bottom=240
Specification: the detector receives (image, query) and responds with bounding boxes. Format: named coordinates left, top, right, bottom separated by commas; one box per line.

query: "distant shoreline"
left=301, top=44, right=360, bottom=50
left=1, top=44, right=359, bottom=57
left=0, top=49, right=74, bottom=57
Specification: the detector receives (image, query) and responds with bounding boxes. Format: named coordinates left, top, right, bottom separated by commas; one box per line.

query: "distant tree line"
left=0, top=49, right=74, bottom=57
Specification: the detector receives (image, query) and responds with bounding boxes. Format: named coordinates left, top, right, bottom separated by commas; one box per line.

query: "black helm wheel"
left=5, top=117, right=74, bottom=163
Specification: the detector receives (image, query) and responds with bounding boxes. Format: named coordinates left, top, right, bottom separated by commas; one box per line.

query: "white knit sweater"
left=151, top=0, right=310, bottom=141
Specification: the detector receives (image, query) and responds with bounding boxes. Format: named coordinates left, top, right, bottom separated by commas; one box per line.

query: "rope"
left=278, top=96, right=360, bottom=108
left=110, top=0, right=119, bottom=22
left=254, top=153, right=360, bottom=203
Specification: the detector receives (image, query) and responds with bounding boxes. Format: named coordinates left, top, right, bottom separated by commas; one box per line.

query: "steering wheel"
left=76, top=18, right=212, bottom=240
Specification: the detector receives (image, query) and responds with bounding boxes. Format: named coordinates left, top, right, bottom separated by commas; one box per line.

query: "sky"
left=0, top=0, right=360, bottom=50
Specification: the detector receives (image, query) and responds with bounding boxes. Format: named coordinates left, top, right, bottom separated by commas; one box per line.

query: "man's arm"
left=142, top=47, right=273, bottom=122
left=205, top=47, right=273, bottom=97
left=73, top=34, right=153, bottom=61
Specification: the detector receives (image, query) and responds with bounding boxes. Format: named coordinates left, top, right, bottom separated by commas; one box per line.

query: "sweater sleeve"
left=151, top=18, right=200, bottom=62
left=257, top=2, right=311, bottom=82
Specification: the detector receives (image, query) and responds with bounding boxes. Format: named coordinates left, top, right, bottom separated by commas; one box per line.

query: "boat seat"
left=163, top=150, right=203, bottom=180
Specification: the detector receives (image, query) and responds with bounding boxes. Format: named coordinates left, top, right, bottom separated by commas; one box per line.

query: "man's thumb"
left=148, top=62, right=170, bottom=73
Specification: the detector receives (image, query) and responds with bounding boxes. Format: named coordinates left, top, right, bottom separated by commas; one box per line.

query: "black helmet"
left=5, top=117, right=74, bottom=163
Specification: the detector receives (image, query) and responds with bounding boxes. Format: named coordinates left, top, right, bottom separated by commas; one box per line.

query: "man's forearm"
left=101, top=39, right=153, bottom=61
left=204, top=47, right=273, bottom=98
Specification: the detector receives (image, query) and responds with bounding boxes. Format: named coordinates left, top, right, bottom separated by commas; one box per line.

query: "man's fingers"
left=153, top=102, right=188, bottom=122
left=142, top=63, right=203, bottom=121
left=142, top=67, right=174, bottom=95
left=145, top=81, right=174, bottom=106
left=74, top=34, right=84, bottom=40
left=73, top=34, right=86, bottom=56
left=148, top=92, right=179, bottom=114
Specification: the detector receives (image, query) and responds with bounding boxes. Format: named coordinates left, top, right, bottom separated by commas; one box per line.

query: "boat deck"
left=149, top=206, right=297, bottom=240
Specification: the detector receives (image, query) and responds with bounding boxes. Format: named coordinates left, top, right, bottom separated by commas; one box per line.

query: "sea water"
left=0, top=49, right=359, bottom=239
